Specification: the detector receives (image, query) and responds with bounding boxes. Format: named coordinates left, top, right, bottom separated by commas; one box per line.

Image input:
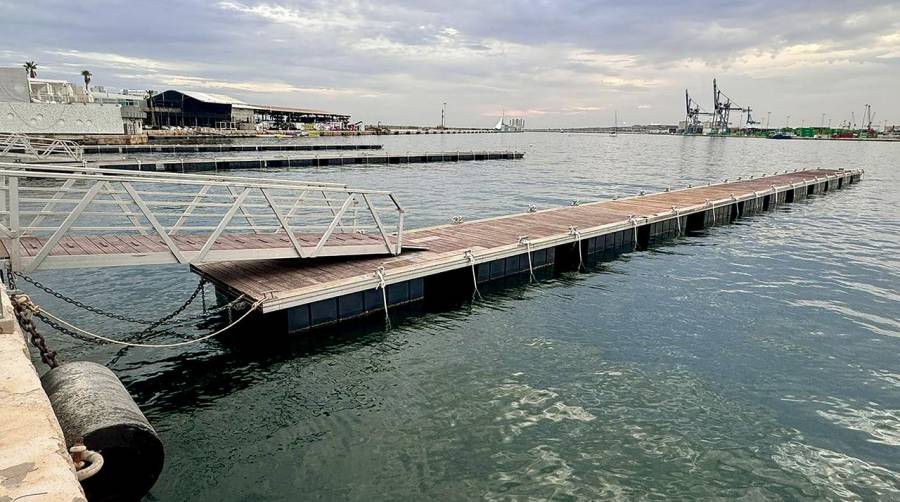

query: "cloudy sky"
left=1, top=0, right=898, bottom=128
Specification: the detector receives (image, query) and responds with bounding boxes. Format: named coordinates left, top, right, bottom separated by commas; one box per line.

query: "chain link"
left=6, top=263, right=17, bottom=290
left=8, top=273, right=252, bottom=350
left=10, top=293, right=59, bottom=369
left=14, top=272, right=207, bottom=327
left=136, top=280, right=207, bottom=335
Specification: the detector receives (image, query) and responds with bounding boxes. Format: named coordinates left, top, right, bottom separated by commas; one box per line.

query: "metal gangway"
left=0, top=133, right=85, bottom=162
left=0, top=162, right=404, bottom=272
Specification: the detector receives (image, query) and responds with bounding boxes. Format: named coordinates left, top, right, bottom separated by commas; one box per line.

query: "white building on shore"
left=494, top=114, right=525, bottom=132
left=0, top=67, right=143, bottom=135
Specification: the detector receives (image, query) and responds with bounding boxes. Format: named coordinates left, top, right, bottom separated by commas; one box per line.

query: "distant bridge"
left=0, top=162, right=406, bottom=272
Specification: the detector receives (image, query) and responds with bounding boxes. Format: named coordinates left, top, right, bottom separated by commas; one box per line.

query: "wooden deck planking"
left=191, top=169, right=860, bottom=312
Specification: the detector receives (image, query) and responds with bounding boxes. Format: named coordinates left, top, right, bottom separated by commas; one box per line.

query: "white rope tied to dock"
left=518, top=236, right=537, bottom=283
left=22, top=296, right=263, bottom=348
left=628, top=214, right=637, bottom=251
left=672, top=207, right=682, bottom=236
left=464, top=250, right=483, bottom=301
left=374, top=266, right=391, bottom=328
left=569, top=226, right=584, bottom=271
left=729, top=193, right=741, bottom=218
left=70, top=442, right=103, bottom=482
left=704, top=200, right=716, bottom=226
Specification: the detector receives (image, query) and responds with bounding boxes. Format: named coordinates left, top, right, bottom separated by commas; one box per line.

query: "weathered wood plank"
left=191, top=169, right=859, bottom=314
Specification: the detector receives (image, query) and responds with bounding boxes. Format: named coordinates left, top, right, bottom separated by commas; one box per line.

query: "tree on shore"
left=146, top=90, right=156, bottom=127
left=81, top=70, right=92, bottom=90
left=23, top=61, right=37, bottom=78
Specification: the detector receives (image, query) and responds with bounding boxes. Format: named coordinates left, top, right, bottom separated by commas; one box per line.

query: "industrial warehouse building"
left=147, top=90, right=351, bottom=131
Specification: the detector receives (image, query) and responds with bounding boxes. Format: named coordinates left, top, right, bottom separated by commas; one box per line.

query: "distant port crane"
left=684, top=89, right=712, bottom=134
left=712, top=78, right=757, bottom=133
left=862, top=104, right=878, bottom=137
left=683, top=79, right=757, bottom=134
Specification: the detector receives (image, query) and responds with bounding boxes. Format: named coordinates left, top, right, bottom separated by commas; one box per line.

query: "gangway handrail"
left=0, top=164, right=386, bottom=194
left=0, top=166, right=405, bottom=272
left=0, top=133, right=84, bottom=162
left=0, top=161, right=348, bottom=190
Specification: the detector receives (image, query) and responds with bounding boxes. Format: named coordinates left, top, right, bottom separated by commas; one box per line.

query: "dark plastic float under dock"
left=81, top=143, right=384, bottom=154
left=193, top=168, right=862, bottom=333
left=85, top=150, right=525, bottom=172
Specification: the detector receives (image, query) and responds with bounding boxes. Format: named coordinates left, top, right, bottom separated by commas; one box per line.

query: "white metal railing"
left=0, top=162, right=404, bottom=271
left=0, top=133, right=85, bottom=162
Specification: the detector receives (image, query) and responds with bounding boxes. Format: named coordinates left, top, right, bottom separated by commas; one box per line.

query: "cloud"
left=564, top=106, right=603, bottom=112
left=116, top=72, right=379, bottom=97
left=217, top=1, right=365, bottom=31
left=480, top=108, right=548, bottom=117
left=0, top=0, right=898, bottom=127
left=45, top=49, right=185, bottom=72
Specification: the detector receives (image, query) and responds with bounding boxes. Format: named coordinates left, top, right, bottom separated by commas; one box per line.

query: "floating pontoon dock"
left=77, top=150, right=525, bottom=172
left=194, top=168, right=862, bottom=332
left=81, top=143, right=384, bottom=154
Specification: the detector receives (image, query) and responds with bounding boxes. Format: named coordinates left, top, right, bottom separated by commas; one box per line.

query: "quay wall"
left=0, top=284, right=85, bottom=501
left=0, top=102, right=125, bottom=134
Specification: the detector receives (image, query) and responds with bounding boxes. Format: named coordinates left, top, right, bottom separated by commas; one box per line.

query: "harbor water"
left=24, top=133, right=900, bottom=500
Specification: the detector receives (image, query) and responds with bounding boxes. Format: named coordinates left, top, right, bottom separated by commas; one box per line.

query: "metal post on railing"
left=0, top=172, right=6, bottom=223
left=7, top=176, right=20, bottom=272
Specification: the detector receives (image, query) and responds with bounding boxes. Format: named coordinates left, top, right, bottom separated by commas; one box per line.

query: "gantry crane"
left=684, top=89, right=712, bottom=134
left=711, top=79, right=757, bottom=134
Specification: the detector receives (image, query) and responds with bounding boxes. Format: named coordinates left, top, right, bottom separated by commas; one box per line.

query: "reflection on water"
left=19, top=133, right=900, bottom=500
left=773, top=442, right=900, bottom=501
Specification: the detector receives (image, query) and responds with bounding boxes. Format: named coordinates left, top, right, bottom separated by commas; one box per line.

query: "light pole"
left=821, top=113, right=825, bottom=128
left=441, top=102, right=446, bottom=129
left=766, top=111, right=771, bottom=131
left=786, top=115, right=791, bottom=129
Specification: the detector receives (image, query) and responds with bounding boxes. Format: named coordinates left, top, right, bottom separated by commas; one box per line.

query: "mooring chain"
left=10, top=293, right=59, bottom=369
left=464, top=250, right=483, bottom=301
left=568, top=226, right=584, bottom=271
left=137, top=279, right=208, bottom=335
left=117, top=294, right=250, bottom=343
left=16, top=272, right=155, bottom=325
left=31, top=302, right=111, bottom=345
left=12, top=292, right=263, bottom=349
left=13, top=272, right=210, bottom=328
left=5, top=263, right=17, bottom=290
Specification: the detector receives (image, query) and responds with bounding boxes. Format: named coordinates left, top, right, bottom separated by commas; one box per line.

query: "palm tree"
left=81, top=70, right=92, bottom=90
left=146, top=90, right=156, bottom=128
left=23, top=61, right=37, bottom=78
